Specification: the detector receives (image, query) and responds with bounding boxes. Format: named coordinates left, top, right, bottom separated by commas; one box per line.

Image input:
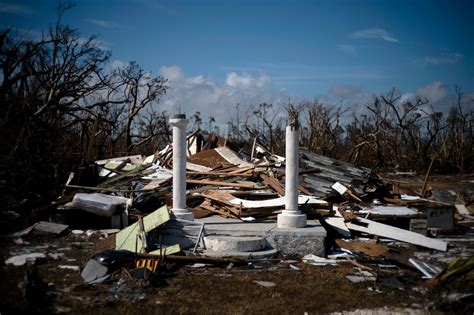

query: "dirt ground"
left=0, top=232, right=471, bottom=315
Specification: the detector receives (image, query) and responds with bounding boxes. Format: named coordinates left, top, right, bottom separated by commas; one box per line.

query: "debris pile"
left=3, top=130, right=473, bottom=312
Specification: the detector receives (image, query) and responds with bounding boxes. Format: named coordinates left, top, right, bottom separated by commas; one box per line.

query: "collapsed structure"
left=4, top=113, right=474, bottom=304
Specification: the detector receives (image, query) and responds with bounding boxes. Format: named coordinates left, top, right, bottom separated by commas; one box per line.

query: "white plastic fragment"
left=5, top=253, right=47, bottom=266
left=253, top=280, right=276, bottom=287
left=302, top=254, right=338, bottom=266
left=241, top=217, right=256, bottom=222
left=331, top=182, right=348, bottom=195
left=346, top=271, right=376, bottom=283
left=401, top=194, right=421, bottom=200
left=359, top=206, right=418, bottom=217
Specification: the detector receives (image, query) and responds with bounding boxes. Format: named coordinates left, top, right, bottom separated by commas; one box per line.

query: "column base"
left=277, top=211, right=307, bottom=228
left=171, top=208, right=194, bottom=221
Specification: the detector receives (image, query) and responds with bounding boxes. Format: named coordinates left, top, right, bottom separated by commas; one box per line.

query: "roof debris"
left=4, top=130, right=473, bottom=312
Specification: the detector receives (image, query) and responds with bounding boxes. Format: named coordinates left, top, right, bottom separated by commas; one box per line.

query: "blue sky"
left=1, top=0, right=473, bottom=123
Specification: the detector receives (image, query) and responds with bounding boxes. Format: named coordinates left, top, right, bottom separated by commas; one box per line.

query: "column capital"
left=170, top=117, right=188, bottom=127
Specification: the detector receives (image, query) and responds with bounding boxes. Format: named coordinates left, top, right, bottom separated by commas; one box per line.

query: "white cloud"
left=327, top=84, right=376, bottom=115
left=399, top=92, right=415, bottom=104
left=109, top=59, right=128, bottom=71
left=158, top=66, right=286, bottom=128
left=0, top=2, right=32, bottom=14
left=222, top=63, right=388, bottom=88
left=423, top=52, right=463, bottom=65
left=416, top=81, right=450, bottom=104
left=225, top=72, right=271, bottom=88
left=385, top=81, right=452, bottom=113
left=351, top=28, right=399, bottom=43
left=86, top=18, right=118, bottom=29
left=337, top=44, right=357, bottom=55
left=160, top=65, right=184, bottom=82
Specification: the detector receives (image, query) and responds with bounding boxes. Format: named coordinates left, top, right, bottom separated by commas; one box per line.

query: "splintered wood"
left=190, top=189, right=330, bottom=221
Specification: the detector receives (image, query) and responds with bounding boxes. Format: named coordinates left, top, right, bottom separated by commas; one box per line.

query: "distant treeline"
left=1, top=4, right=472, bottom=205
left=222, top=91, right=473, bottom=174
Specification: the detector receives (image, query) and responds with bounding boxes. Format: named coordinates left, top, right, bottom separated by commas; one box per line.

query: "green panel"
left=115, top=205, right=170, bottom=252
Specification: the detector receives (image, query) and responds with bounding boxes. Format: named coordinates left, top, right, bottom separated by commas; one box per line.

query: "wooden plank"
left=228, top=165, right=256, bottom=175
left=202, top=189, right=235, bottom=203
left=298, top=168, right=321, bottom=175
left=323, top=217, right=351, bottom=237
left=188, top=176, right=245, bottom=193
left=299, top=185, right=312, bottom=196
left=186, top=179, right=258, bottom=189
left=345, top=217, right=448, bottom=251
left=187, top=171, right=255, bottom=177
left=335, top=239, right=388, bottom=257
left=260, top=174, right=285, bottom=196
left=229, top=195, right=327, bottom=208
left=186, top=162, right=213, bottom=172
left=97, top=163, right=151, bottom=188
left=66, top=184, right=167, bottom=193
left=214, top=146, right=254, bottom=168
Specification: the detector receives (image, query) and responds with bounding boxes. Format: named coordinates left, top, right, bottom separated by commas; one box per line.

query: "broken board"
left=345, top=217, right=448, bottom=251
left=149, top=244, right=181, bottom=256
left=115, top=205, right=170, bottom=252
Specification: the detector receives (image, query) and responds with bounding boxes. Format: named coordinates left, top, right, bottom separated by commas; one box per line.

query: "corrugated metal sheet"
left=299, top=150, right=372, bottom=198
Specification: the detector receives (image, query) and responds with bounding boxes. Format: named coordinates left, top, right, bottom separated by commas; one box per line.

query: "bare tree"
left=0, top=3, right=169, bottom=197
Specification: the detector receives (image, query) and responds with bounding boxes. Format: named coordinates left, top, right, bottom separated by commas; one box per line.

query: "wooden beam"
left=260, top=174, right=285, bottom=196
left=186, top=179, right=258, bottom=189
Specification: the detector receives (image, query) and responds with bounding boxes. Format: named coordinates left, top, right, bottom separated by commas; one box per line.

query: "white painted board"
left=345, top=217, right=448, bottom=251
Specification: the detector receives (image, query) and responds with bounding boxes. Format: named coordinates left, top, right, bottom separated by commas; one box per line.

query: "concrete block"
left=204, top=236, right=266, bottom=252
left=33, top=221, right=69, bottom=236
left=195, top=216, right=327, bottom=257
left=202, top=248, right=278, bottom=258
left=271, top=232, right=325, bottom=257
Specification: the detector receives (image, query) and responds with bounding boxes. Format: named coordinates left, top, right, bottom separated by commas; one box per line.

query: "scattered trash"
left=3, top=130, right=472, bottom=313
left=5, top=253, right=47, bottom=266
left=253, top=280, right=276, bottom=287
left=302, top=254, right=338, bottom=266
left=81, top=250, right=135, bottom=284
left=409, top=257, right=443, bottom=279
left=346, top=270, right=376, bottom=283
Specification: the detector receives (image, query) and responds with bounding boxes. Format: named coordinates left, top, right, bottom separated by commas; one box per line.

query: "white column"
left=170, top=114, right=194, bottom=221
left=277, top=125, right=307, bottom=228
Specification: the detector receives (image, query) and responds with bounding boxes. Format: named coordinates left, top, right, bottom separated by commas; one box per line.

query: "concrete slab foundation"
left=195, top=215, right=326, bottom=257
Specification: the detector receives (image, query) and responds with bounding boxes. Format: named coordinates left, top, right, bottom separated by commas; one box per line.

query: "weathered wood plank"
left=187, top=179, right=258, bottom=189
